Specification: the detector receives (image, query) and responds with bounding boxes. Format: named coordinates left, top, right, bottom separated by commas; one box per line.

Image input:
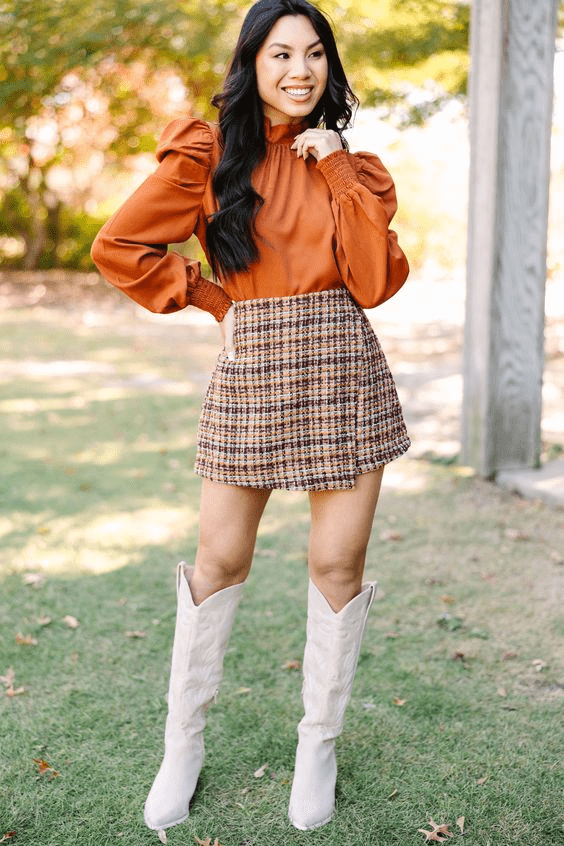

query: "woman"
left=91, top=0, right=410, bottom=833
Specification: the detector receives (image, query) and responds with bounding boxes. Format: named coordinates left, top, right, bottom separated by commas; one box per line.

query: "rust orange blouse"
left=91, top=117, right=409, bottom=321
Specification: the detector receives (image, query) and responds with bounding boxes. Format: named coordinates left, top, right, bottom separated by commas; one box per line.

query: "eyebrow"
left=268, top=39, right=322, bottom=50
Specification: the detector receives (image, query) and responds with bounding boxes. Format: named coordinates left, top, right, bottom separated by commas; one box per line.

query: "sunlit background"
left=0, top=0, right=471, bottom=272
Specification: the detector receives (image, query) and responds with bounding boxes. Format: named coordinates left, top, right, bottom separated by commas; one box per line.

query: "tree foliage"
left=0, top=0, right=470, bottom=268
left=327, top=0, right=469, bottom=121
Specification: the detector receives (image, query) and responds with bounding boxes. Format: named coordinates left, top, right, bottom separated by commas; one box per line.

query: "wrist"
left=317, top=140, right=343, bottom=161
left=316, top=150, right=357, bottom=195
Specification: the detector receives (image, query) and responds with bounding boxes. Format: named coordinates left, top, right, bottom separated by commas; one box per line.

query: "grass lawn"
left=1, top=302, right=563, bottom=846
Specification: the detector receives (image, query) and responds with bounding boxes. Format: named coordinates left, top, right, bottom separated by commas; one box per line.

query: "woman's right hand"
left=220, top=303, right=236, bottom=359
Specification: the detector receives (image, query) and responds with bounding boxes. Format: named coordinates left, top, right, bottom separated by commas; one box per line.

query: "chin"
left=280, top=100, right=319, bottom=120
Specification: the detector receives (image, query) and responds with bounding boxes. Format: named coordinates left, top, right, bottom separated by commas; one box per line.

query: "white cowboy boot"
left=144, top=564, right=244, bottom=831
left=288, top=578, right=377, bottom=831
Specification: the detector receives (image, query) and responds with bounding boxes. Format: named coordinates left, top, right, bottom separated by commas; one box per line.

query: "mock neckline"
left=264, top=116, right=309, bottom=144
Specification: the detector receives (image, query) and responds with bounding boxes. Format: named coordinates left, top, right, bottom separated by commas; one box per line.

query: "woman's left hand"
left=220, top=303, right=236, bottom=359
left=291, top=128, right=343, bottom=162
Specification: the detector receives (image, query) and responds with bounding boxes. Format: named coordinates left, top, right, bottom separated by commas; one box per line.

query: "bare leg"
left=191, top=479, right=272, bottom=605
left=308, top=468, right=384, bottom=611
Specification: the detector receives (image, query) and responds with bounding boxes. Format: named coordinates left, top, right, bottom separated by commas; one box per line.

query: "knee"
left=195, top=539, right=251, bottom=583
left=309, top=529, right=368, bottom=573
left=308, top=552, right=365, bottom=612
left=308, top=545, right=366, bottom=588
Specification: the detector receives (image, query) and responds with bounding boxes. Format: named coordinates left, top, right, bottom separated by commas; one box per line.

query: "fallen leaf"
left=7, top=686, right=26, bottom=698
left=440, top=594, right=456, bottom=604
left=37, top=526, right=51, bottom=535
left=392, top=697, right=407, bottom=706
left=280, top=659, right=300, bottom=670
left=23, top=573, right=45, bottom=588
left=38, top=616, right=52, bottom=626
left=195, top=838, right=223, bottom=846
left=235, top=687, right=251, bottom=695
left=0, top=833, right=16, bottom=843
left=456, top=816, right=465, bottom=834
left=15, top=633, right=38, bottom=646
left=0, top=669, right=14, bottom=687
left=476, top=775, right=488, bottom=785
left=452, top=652, right=465, bottom=661
left=480, top=571, right=497, bottom=582
left=63, top=615, right=79, bottom=629
left=254, top=762, right=268, bottom=778
left=1, top=668, right=26, bottom=697
left=505, top=528, right=529, bottom=541
left=379, top=529, right=402, bottom=541
left=125, top=630, right=146, bottom=638
left=33, top=758, right=59, bottom=780
left=532, top=659, right=547, bottom=671
left=502, top=651, right=518, bottom=660
left=417, top=819, right=454, bottom=841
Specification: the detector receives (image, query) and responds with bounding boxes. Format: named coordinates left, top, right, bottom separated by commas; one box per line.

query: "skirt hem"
left=194, top=435, right=411, bottom=492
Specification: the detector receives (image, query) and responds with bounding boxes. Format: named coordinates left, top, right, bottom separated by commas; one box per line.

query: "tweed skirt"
left=195, top=288, right=410, bottom=491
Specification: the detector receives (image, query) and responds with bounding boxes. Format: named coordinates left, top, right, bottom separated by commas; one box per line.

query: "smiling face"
left=255, top=14, right=328, bottom=126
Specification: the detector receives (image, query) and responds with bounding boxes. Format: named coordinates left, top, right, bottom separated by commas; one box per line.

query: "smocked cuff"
left=316, top=150, right=359, bottom=197
left=188, top=276, right=233, bottom=321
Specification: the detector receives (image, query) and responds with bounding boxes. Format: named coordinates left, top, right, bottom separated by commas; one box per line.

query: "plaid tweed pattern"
left=195, top=288, right=410, bottom=491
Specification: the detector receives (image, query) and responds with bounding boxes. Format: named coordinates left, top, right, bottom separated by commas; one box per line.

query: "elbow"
left=396, top=251, right=410, bottom=286
left=353, top=253, right=409, bottom=310
left=90, top=233, right=106, bottom=275
left=375, top=252, right=409, bottom=306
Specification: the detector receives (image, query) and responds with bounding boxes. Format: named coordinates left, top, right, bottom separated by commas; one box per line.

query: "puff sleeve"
left=90, top=118, right=232, bottom=321
left=316, top=149, right=409, bottom=309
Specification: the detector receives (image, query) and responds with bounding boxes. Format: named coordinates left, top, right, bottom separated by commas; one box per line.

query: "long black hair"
left=206, top=0, right=359, bottom=279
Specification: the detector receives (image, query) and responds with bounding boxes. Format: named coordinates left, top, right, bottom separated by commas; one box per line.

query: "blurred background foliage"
left=0, top=0, right=519, bottom=271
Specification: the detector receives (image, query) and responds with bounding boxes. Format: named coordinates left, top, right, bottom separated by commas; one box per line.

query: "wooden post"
left=461, top=0, right=559, bottom=476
